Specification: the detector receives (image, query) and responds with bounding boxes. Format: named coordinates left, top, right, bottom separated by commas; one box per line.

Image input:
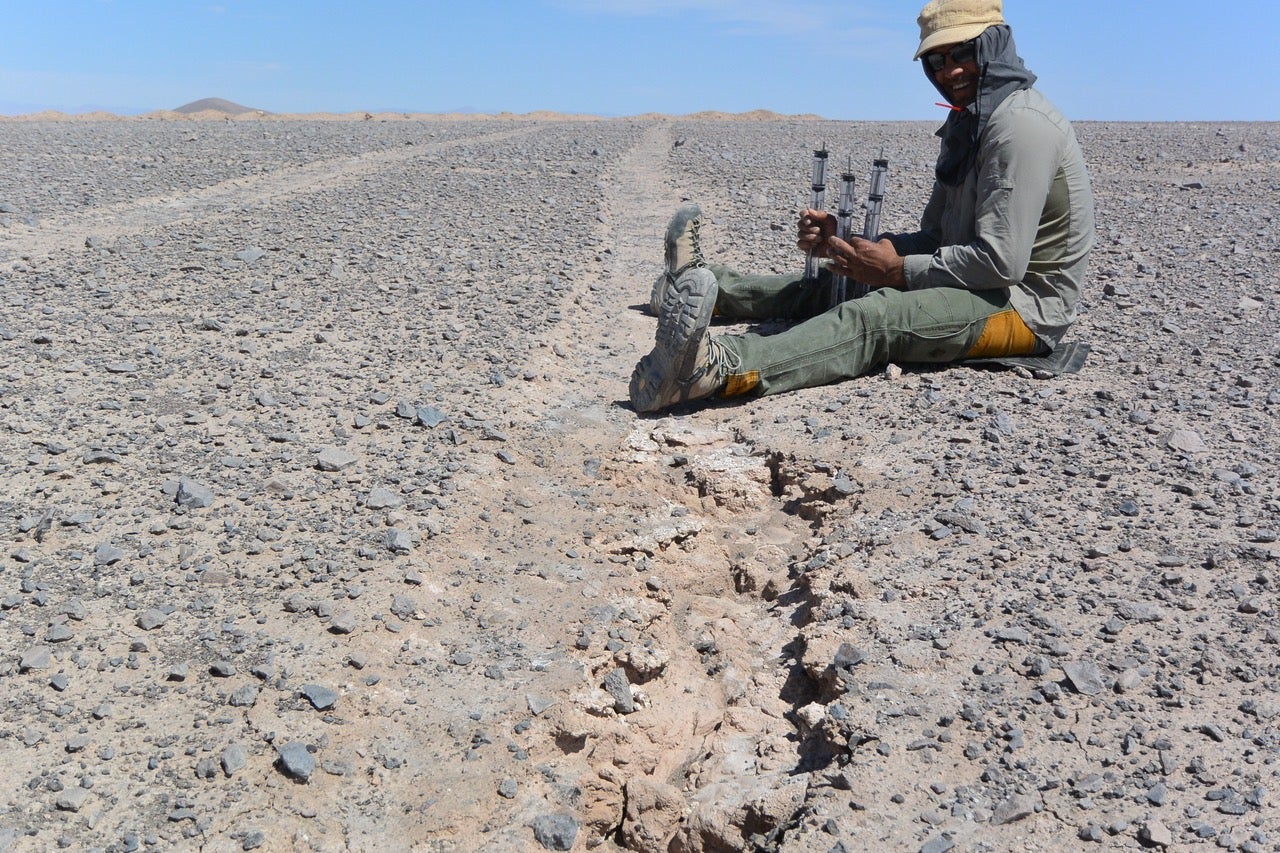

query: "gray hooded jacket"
left=891, top=26, right=1096, bottom=348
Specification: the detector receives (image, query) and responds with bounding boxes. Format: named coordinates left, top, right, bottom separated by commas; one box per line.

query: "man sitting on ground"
left=630, top=0, right=1095, bottom=413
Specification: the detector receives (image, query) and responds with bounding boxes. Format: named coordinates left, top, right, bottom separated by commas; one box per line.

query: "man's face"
left=924, top=40, right=979, bottom=107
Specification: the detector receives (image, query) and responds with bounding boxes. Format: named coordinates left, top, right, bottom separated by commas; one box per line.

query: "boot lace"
left=681, top=336, right=738, bottom=390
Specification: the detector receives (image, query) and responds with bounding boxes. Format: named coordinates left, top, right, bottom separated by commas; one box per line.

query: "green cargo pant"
left=708, top=264, right=1042, bottom=397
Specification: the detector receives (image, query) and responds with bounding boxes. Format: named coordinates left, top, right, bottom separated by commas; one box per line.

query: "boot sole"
left=648, top=271, right=669, bottom=317
left=630, top=267, right=718, bottom=412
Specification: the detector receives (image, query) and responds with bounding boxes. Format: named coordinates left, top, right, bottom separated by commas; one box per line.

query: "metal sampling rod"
left=803, top=145, right=828, bottom=281
left=831, top=159, right=856, bottom=306
left=850, top=154, right=889, bottom=299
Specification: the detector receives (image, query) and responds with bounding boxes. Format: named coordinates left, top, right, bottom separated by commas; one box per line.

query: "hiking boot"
left=630, top=267, right=730, bottom=413
left=648, top=203, right=705, bottom=315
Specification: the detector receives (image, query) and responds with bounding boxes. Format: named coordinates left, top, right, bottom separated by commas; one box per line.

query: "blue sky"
left=1, top=0, right=1275, bottom=120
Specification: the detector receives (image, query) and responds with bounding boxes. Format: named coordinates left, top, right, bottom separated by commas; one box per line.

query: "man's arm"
left=799, top=209, right=909, bottom=289
left=824, top=235, right=906, bottom=288
left=885, top=181, right=945, bottom=257
left=817, top=177, right=948, bottom=289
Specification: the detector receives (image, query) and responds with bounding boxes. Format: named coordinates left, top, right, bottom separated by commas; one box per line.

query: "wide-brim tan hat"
left=914, top=0, right=1005, bottom=59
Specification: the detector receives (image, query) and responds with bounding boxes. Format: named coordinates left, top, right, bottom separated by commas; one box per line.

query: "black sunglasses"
left=923, top=41, right=977, bottom=73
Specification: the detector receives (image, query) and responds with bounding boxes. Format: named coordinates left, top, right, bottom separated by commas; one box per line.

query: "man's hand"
left=796, top=209, right=837, bottom=257
left=825, top=235, right=907, bottom=289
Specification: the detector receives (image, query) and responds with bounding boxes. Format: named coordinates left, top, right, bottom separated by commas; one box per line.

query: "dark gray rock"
left=55, top=788, right=90, bottom=812
left=316, top=447, right=358, bottom=472
left=390, top=594, right=418, bottom=620
left=177, top=478, right=215, bottom=509
left=19, top=646, right=51, bottom=672
left=1078, top=824, right=1104, bottom=843
left=934, top=510, right=987, bottom=536
left=834, top=644, right=867, bottom=668
left=920, top=836, right=956, bottom=853
left=531, top=814, right=578, bottom=851
left=221, top=743, right=248, bottom=776
left=330, top=610, right=358, bottom=634
left=994, top=626, right=1031, bottom=644
left=384, top=529, right=413, bottom=553
left=94, top=543, right=125, bottom=566
left=276, top=742, right=315, bottom=782
left=1116, top=601, right=1163, bottom=622
left=416, top=406, right=447, bottom=428
left=603, top=667, right=634, bottom=714
left=367, top=487, right=403, bottom=510
left=228, top=685, right=259, bottom=707
left=1063, top=660, right=1106, bottom=696
left=991, top=793, right=1037, bottom=825
left=301, top=684, right=338, bottom=711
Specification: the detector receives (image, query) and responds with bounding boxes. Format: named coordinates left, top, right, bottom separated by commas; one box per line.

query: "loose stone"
left=136, top=609, right=169, bottom=631
left=55, top=788, right=90, bottom=812
left=603, top=668, right=635, bottom=714
left=19, top=646, right=52, bottom=672
left=316, top=447, right=358, bottom=472
left=176, top=478, right=215, bottom=509
left=330, top=611, right=358, bottom=634
left=222, top=743, right=248, bottom=776
left=531, top=814, right=579, bottom=851
left=276, top=742, right=316, bottom=782
left=301, top=684, right=338, bottom=711
left=367, top=487, right=403, bottom=510
left=1063, top=660, right=1106, bottom=696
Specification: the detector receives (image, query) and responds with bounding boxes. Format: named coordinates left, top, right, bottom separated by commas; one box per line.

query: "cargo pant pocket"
left=891, top=290, right=993, bottom=364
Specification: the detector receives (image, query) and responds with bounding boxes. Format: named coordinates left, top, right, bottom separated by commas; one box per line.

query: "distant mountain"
left=173, top=97, right=263, bottom=116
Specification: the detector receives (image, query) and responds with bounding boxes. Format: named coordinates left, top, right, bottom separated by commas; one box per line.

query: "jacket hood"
left=929, top=24, right=1037, bottom=186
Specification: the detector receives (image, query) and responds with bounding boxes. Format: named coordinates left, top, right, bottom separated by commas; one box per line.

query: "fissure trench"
left=571, top=123, right=879, bottom=851
left=571, top=416, right=860, bottom=850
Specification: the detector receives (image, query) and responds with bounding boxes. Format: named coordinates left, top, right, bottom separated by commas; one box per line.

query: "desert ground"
left=0, top=114, right=1277, bottom=853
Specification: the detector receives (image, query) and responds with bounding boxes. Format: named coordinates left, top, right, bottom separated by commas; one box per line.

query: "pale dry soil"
left=0, top=118, right=1278, bottom=853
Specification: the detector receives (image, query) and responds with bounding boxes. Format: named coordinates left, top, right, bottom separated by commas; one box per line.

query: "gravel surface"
left=0, top=116, right=1277, bottom=852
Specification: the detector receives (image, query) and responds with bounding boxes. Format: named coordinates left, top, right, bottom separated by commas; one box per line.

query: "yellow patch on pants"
left=722, top=371, right=760, bottom=398
left=965, top=309, right=1039, bottom=359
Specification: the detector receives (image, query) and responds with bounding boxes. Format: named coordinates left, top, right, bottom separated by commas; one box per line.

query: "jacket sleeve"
left=902, top=104, right=1065, bottom=291
left=885, top=182, right=944, bottom=257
